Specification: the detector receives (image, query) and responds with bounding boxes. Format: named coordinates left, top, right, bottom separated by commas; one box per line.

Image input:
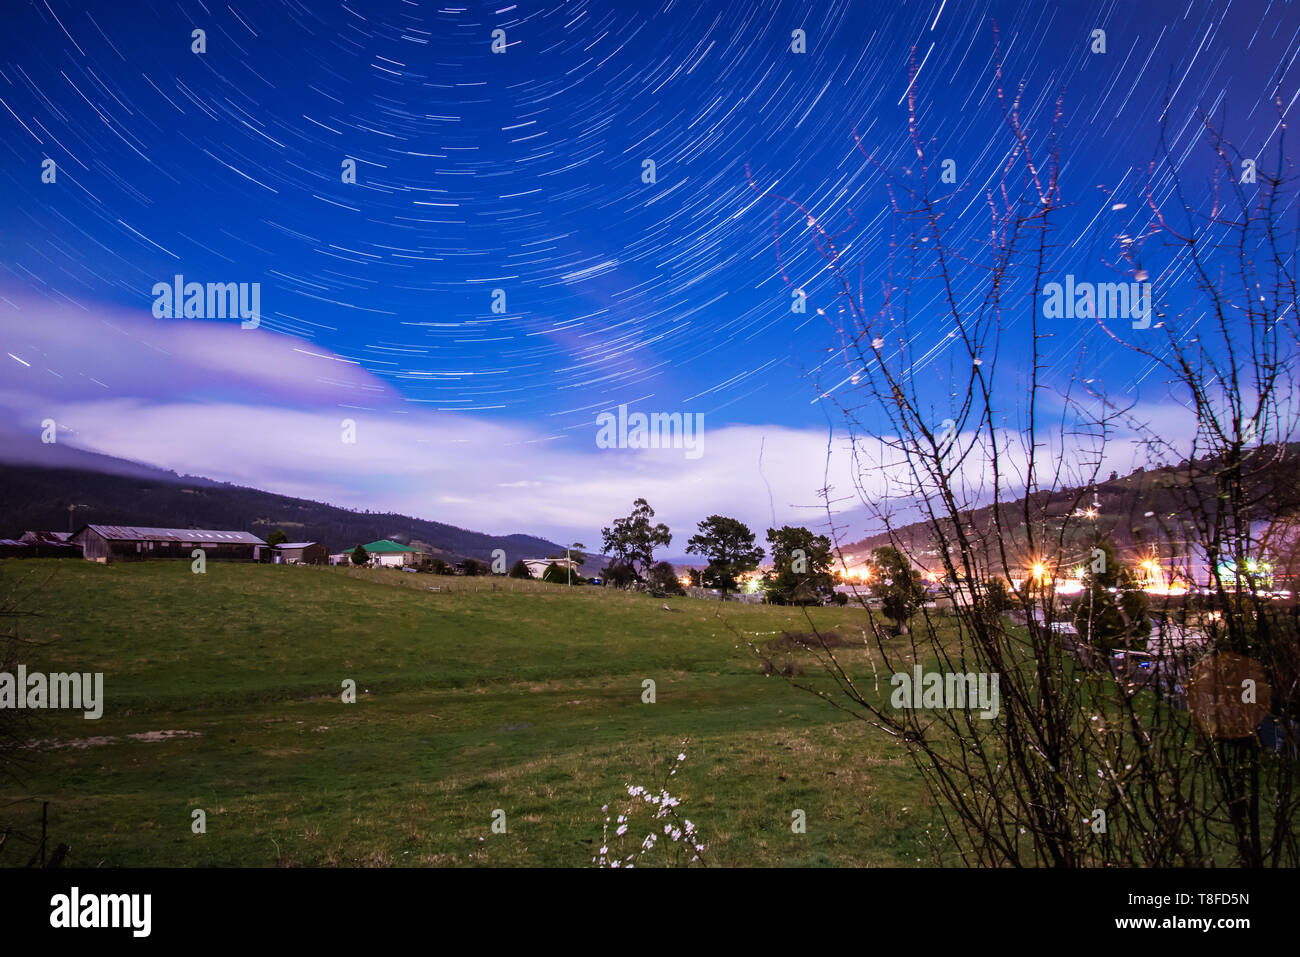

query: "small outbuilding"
left=274, top=542, right=329, bottom=565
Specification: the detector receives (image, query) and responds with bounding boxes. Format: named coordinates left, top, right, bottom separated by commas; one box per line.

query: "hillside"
left=0, top=459, right=564, bottom=562
left=839, top=445, right=1300, bottom=575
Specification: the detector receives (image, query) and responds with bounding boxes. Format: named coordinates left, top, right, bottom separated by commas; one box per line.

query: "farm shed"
left=19, top=530, right=73, bottom=545
left=71, top=525, right=267, bottom=563
left=0, top=532, right=82, bottom=558
left=274, top=542, right=329, bottom=565
left=0, top=540, right=30, bottom=558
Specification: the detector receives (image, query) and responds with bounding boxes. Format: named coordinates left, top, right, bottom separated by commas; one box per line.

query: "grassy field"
left=0, top=558, right=952, bottom=867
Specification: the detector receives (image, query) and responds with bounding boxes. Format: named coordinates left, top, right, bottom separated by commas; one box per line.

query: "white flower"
left=677, top=753, right=686, bottom=761
left=599, top=846, right=608, bottom=855
left=616, top=824, right=628, bottom=836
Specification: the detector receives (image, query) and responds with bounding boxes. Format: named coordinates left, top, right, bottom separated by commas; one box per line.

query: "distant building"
left=19, top=531, right=73, bottom=545
left=273, top=542, right=329, bottom=565
left=0, top=539, right=29, bottom=558
left=522, top=557, right=579, bottom=578
left=0, top=531, right=82, bottom=558
left=71, top=525, right=266, bottom=563
left=360, top=540, right=424, bottom=567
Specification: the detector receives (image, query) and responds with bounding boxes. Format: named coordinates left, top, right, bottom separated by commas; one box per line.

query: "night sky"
left=1, top=0, right=1296, bottom=546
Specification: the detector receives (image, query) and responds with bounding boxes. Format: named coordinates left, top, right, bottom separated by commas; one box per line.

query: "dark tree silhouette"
left=600, top=499, right=671, bottom=580
left=686, top=516, right=763, bottom=601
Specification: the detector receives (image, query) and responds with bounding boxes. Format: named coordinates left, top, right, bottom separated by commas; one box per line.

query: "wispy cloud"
left=1, top=294, right=1191, bottom=551
left=0, top=294, right=866, bottom=546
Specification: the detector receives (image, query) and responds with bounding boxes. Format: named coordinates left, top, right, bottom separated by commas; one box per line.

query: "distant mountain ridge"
left=0, top=455, right=565, bottom=562
left=837, top=446, right=1300, bottom=574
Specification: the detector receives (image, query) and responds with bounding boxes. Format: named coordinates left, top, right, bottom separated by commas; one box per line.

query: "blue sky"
left=2, top=0, right=1297, bottom=548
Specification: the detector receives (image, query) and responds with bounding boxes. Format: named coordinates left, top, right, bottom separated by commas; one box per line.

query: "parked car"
left=1111, top=649, right=1160, bottom=690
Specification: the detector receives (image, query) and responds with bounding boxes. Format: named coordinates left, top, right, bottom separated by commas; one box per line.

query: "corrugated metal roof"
left=362, top=540, right=420, bottom=553
left=79, top=525, right=266, bottom=545
left=20, top=531, right=72, bottom=544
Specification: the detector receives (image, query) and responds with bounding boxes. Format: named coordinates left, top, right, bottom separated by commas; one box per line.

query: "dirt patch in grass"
left=26, top=729, right=200, bottom=749
left=127, top=730, right=200, bottom=743
left=763, top=630, right=856, bottom=652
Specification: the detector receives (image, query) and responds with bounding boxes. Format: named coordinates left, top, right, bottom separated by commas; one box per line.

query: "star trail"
left=1, top=0, right=1298, bottom=539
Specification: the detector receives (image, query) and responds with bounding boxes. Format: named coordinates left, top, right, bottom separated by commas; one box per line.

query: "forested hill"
left=0, top=460, right=564, bottom=562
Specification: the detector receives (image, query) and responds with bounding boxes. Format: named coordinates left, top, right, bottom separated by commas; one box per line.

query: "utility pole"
left=67, top=504, right=88, bottom=534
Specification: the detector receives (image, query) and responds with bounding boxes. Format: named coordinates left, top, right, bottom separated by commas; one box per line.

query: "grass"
left=0, top=558, right=953, bottom=867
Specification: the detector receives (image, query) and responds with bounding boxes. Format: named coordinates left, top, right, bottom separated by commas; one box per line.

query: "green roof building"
left=359, top=540, right=423, bottom=567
